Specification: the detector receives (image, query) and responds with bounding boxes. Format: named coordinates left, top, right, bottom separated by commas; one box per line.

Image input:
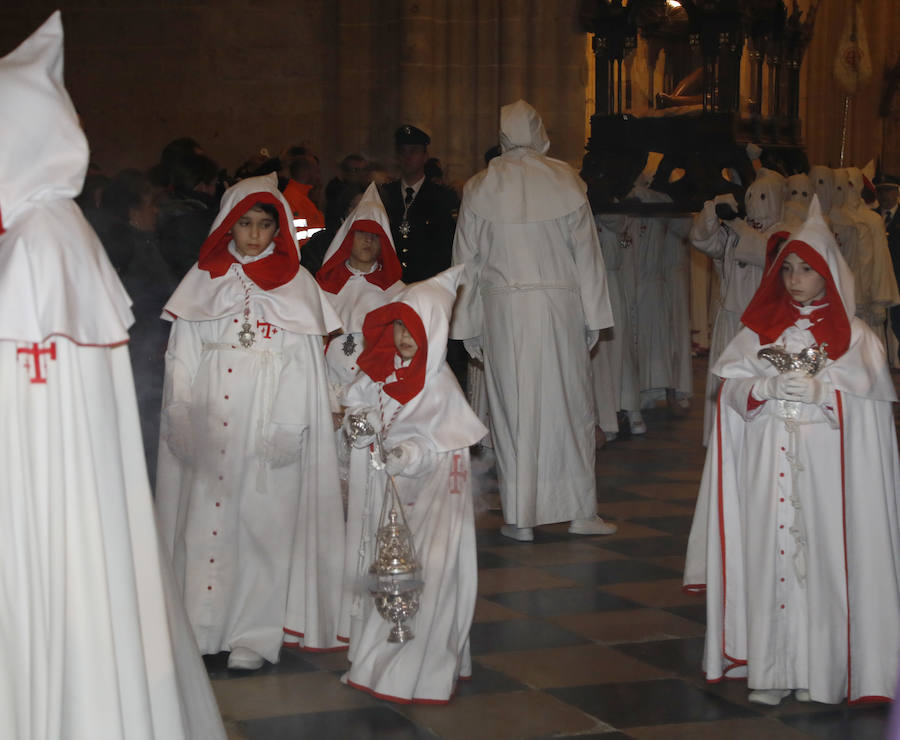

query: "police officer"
left=380, top=125, right=459, bottom=284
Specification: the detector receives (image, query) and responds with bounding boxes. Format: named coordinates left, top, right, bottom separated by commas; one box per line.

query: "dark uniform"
left=380, top=125, right=459, bottom=284
left=382, top=125, right=464, bottom=386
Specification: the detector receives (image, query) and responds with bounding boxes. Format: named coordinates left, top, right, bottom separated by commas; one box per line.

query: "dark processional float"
left=578, top=0, right=818, bottom=217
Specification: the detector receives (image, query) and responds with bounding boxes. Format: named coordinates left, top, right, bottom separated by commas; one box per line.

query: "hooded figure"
left=339, top=266, right=487, bottom=703
left=689, top=169, right=788, bottom=444
left=451, top=100, right=615, bottom=540
left=155, top=174, right=346, bottom=669
left=626, top=160, right=693, bottom=420
left=317, top=182, right=404, bottom=403
left=0, top=13, right=225, bottom=739
left=684, top=197, right=900, bottom=705
left=782, top=173, right=812, bottom=228
left=844, top=166, right=900, bottom=332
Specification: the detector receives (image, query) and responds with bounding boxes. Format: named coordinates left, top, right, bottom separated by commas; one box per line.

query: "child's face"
left=393, top=320, right=418, bottom=360
left=781, top=251, right=826, bottom=305
left=349, top=230, right=381, bottom=270
left=231, top=206, right=279, bottom=257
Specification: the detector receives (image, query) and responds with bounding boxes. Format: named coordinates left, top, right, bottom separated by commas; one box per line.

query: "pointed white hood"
left=744, top=170, right=785, bottom=231
left=810, top=166, right=835, bottom=214
left=0, top=12, right=133, bottom=346
left=462, top=100, right=588, bottom=224
left=783, top=173, right=812, bottom=226
left=316, top=183, right=404, bottom=332
left=352, top=266, right=487, bottom=451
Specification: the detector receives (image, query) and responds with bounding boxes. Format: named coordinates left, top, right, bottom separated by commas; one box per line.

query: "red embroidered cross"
left=256, top=320, right=279, bottom=339
left=17, top=342, right=57, bottom=384
left=449, top=453, right=467, bottom=494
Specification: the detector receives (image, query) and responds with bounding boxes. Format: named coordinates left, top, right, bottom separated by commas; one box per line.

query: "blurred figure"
left=101, top=168, right=177, bottom=482
left=0, top=13, right=225, bottom=739
left=324, top=153, right=371, bottom=231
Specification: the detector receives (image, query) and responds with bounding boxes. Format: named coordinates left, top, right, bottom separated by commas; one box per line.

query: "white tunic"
left=451, top=101, right=613, bottom=528
left=593, top=213, right=640, bottom=418
left=453, top=203, right=611, bottom=526
left=156, top=175, right=345, bottom=660
left=685, top=200, right=900, bottom=702
left=686, top=320, right=900, bottom=702
left=340, top=266, right=486, bottom=703
left=156, top=292, right=345, bottom=659
left=0, top=13, right=225, bottom=739
left=341, top=414, right=478, bottom=703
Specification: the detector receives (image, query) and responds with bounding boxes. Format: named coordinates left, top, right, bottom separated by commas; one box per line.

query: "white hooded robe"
left=155, top=175, right=346, bottom=660
left=451, top=100, right=613, bottom=528
left=340, top=266, right=488, bottom=703
left=0, top=13, right=225, bottom=739
left=683, top=198, right=900, bottom=703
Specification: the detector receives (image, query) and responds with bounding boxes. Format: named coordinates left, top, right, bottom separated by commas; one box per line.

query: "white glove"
left=342, top=407, right=382, bottom=448
left=691, top=200, right=722, bottom=243
left=752, top=371, right=803, bottom=402
left=264, top=424, right=303, bottom=468
left=586, top=328, right=600, bottom=351
left=384, top=441, right=413, bottom=476
left=463, top=337, right=483, bottom=363
left=163, top=404, right=194, bottom=463
left=782, top=374, right=829, bottom=405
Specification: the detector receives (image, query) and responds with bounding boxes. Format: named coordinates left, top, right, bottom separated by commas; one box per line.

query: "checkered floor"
left=208, top=359, right=893, bottom=739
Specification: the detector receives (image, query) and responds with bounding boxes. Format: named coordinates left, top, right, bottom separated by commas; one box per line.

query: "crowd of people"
left=5, top=12, right=900, bottom=739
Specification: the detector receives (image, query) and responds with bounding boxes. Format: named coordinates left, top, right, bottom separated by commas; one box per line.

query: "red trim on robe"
left=716, top=381, right=747, bottom=674
left=0, top=331, right=129, bottom=349
left=0, top=204, right=5, bottom=234
left=345, top=678, right=456, bottom=706
left=282, top=626, right=349, bottom=652
left=197, top=192, right=299, bottom=290
left=741, top=240, right=851, bottom=359
left=358, top=302, right=427, bottom=404
left=316, top=219, right=402, bottom=293
left=837, top=390, right=852, bottom=702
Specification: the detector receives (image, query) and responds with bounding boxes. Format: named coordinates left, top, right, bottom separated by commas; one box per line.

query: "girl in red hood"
left=684, top=197, right=900, bottom=706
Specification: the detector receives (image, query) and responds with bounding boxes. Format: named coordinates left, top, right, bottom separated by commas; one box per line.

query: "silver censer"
left=346, top=411, right=424, bottom=643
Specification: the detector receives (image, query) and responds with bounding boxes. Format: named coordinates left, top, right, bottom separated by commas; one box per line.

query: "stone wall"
left=0, top=1, right=588, bottom=188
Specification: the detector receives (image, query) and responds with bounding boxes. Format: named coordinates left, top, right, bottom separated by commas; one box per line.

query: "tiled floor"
left=208, top=359, right=893, bottom=739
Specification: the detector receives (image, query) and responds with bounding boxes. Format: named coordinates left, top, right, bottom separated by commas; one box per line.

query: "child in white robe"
left=156, top=174, right=346, bottom=670
left=684, top=197, right=900, bottom=705
left=317, top=182, right=404, bottom=406
left=339, top=266, right=487, bottom=703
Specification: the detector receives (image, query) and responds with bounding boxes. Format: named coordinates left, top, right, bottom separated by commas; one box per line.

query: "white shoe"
left=227, top=647, right=265, bottom=671
left=500, top=524, right=534, bottom=542
left=748, top=689, right=790, bottom=706
left=627, top=411, right=647, bottom=435
left=568, top=516, right=618, bottom=535
left=794, top=689, right=811, bottom=702
left=603, top=430, right=617, bottom=443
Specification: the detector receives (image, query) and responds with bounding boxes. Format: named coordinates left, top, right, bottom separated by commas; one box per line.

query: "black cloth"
left=379, top=179, right=459, bottom=284
left=877, top=206, right=900, bottom=361
left=98, top=222, right=177, bottom=484
left=157, top=193, right=217, bottom=281
left=300, top=226, right=334, bottom=277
